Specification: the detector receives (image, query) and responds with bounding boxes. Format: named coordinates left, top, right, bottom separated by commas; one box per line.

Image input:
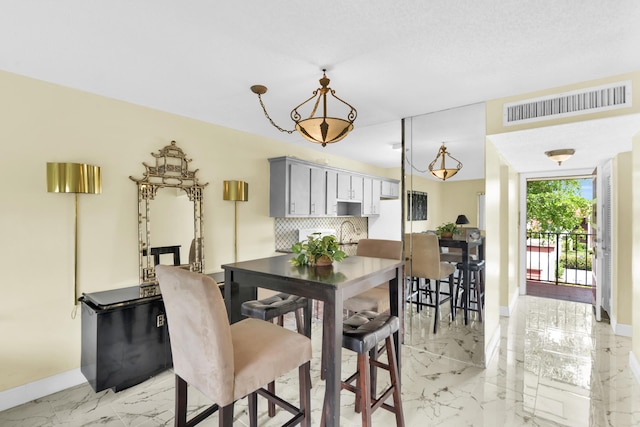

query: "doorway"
left=524, top=176, right=595, bottom=304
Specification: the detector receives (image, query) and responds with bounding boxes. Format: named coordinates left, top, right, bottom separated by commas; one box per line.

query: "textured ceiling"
left=2, top=1, right=640, bottom=180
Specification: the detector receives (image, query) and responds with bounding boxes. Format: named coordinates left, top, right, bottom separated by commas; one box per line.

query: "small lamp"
left=47, top=162, right=102, bottom=306
left=455, top=214, right=470, bottom=225
left=223, top=180, right=249, bottom=263
left=545, top=149, right=575, bottom=166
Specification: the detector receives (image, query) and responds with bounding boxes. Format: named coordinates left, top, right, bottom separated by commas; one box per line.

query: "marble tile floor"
left=1, top=296, right=639, bottom=426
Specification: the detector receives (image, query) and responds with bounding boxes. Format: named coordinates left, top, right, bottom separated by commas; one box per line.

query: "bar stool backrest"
left=408, top=233, right=443, bottom=280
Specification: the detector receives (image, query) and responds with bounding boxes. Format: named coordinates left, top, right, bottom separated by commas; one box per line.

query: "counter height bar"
left=222, top=254, right=403, bottom=427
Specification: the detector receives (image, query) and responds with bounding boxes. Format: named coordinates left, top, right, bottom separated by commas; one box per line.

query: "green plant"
left=436, top=222, right=459, bottom=236
left=559, top=254, right=593, bottom=271
left=289, top=233, right=347, bottom=267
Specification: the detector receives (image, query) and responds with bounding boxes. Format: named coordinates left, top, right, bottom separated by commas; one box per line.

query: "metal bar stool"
left=241, top=293, right=310, bottom=417
left=325, top=310, right=405, bottom=427
left=454, top=260, right=485, bottom=322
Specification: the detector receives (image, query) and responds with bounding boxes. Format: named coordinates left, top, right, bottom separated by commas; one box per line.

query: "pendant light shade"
left=428, top=144, right=462, bottom=181
left=251, top=70, right=357, bottom=147
left=545, top=149, right=575, bottom=166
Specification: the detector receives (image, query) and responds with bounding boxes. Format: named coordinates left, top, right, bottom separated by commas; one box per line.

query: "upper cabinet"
left=337, top=173, right=363, bottom=201
left=269, top=157, right=326, bottom=217
left=380, top=180, right=400, bottom=199
left=269, top=156, right=399, bottom=218
left=363, top=177, right=381, bottom=216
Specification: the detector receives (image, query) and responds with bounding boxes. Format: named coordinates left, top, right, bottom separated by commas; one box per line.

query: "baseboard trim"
left=615, top=323, right=632, bottom=337
left=500, top=290, right=520, bottom=317
left=0, top=369, right=86, bottom=412
left=630, top=351, right=640, bottom=386
left=484, top=323, right=501, bottom=368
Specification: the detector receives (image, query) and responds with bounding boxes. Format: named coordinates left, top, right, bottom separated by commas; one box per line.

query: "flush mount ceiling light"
left=545, top=148, right=575, bottom=166
left=429, top=143, right=462, bottom=181
left=250, top=69, right=357, bottom=147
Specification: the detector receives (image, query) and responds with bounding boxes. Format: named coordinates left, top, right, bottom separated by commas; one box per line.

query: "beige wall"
left=507, top=168, right=520, bottom=308
left=632, top=134, right=640, bottom=364
left=438, top=179, right=485, bottom=229
left=613, top=152, right=633, bottom=327
left=404, top=174, right=443, bottom=233
left=486, top=71, right=640, bottom=135
left=404, top=175, right=484, bottom=233
left=0, top=70, right=393, bottom=392
left=483, top=139, right=503, bottom=357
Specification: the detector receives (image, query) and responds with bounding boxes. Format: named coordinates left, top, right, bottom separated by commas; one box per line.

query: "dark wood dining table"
left=438, top=236, right=484, bottom=324
left=222, top=254, right=404, bottom=427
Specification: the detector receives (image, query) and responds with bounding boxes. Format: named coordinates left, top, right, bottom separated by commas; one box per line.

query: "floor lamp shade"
left=47, top=162, right=102, bottom=194
left=223, top=180, right=248, bottom=202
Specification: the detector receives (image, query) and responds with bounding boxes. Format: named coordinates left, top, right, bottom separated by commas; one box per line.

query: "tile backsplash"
left=274, top=217, right=368, bottom=251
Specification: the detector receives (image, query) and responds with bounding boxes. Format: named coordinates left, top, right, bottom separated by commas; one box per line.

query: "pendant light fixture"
left=545, top=149, right=575, bottom=166
left=250, top=69, right=357, bottom=147
left=428, top=143, right=462, bottom=181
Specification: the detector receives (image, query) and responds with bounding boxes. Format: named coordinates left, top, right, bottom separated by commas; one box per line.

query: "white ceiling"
left=2, top=1, right=640, bottom=180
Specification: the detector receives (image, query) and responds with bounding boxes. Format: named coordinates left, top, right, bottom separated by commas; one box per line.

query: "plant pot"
left=315, top=255, right=333, bottom=267
left=441, top=232, right=453, bottom=239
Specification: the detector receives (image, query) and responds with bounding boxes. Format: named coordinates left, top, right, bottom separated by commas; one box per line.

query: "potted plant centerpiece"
left=436, top=222, right=459, bottom=239
left=290, top=233, right=347, bottom=267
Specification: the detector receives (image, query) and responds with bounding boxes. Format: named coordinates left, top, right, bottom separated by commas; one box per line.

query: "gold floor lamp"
left=47, top=162, right=102, bottom=306
left=223, top=180, right=248, bottom=263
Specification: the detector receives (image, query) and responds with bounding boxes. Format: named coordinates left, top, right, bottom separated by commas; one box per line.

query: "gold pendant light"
left=429, top=143, right=462, bottom=181
left=251, top=69, right=357, bottom=147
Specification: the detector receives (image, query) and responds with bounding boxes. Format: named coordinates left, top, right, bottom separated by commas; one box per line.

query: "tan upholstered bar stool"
left=407, top=233, right=455, bottom=333
left=156, top=266, right=312, bottom=427
left=241, top=293, right=310, bottom=416
left=343, top=239, right=403, bottom=314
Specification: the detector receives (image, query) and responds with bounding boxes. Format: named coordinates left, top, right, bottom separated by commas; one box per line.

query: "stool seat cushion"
left=240, top=293, right=308, bottom=321
left=342, top=311, right=399, bottom=354
left=455, top=260, right=485, bottom=271
left=230, top=317, right=312, bottom=401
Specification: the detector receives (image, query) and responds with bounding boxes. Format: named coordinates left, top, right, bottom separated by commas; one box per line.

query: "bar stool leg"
left=476, top=271, right=484, bottom=322
left=433, top=280, right=440, bottom=334
left=385, top=336, right=405, bottom=427
left=357, top=352, right=372, bottom=426
left=448, top=273, right=455, bottom=322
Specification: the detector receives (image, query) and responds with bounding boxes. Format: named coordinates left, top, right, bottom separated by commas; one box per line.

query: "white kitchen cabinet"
left=337, top=173, right=363, bottom=201
left=326, top=170, right=338, bottom=216
left=269, top=157, right=326, bottom=217
left=381, top=180, right=400, bottom=199
left=363, top=177, right=381, bottom=216
left=269, top=156, right=397, bottom=218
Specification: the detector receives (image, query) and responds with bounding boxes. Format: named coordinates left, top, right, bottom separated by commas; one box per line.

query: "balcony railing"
left=526, top=231, right=594, bottom=287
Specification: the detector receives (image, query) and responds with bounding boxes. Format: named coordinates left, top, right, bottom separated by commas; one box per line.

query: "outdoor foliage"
left=559, top=253, right=593, bottom=271
left=527, top=179, right=592, bottom=233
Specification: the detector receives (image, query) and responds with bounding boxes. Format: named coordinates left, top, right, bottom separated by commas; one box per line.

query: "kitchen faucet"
left=339, top=220, right=357, bottom=243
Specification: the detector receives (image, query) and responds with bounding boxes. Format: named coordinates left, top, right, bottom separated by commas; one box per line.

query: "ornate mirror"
left=130, top=141, right=208, bottom=287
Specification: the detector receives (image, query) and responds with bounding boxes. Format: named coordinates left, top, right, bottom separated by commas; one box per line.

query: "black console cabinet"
left=79, top=286, right=173, bottom=392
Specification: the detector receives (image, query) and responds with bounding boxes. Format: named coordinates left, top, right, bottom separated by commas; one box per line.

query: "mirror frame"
left=130, top=141, right=208, bottom=284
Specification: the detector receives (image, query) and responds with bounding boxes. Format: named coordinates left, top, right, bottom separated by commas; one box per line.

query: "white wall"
left=368, top=199, right=402, bottom=240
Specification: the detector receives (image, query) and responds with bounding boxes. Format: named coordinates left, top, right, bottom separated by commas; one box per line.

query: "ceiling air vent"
left=503, top=80, right=632, bottom=126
